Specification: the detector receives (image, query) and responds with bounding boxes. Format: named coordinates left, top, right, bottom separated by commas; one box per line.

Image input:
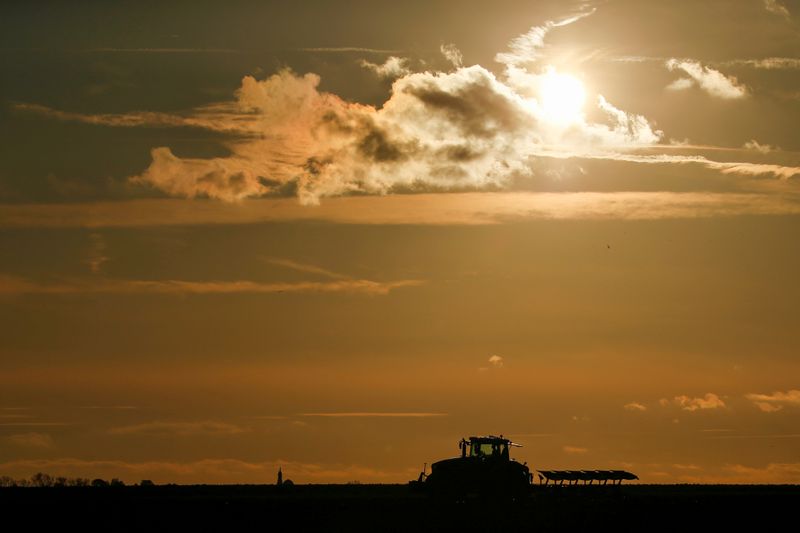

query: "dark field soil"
left=1, top=484, right=797, bottom=532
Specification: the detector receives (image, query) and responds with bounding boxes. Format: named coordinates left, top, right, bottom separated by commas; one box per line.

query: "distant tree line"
left=0, top=473, right=156, bottom=488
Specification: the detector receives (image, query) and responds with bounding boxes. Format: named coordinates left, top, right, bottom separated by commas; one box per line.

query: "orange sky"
left=1, top=0, right=799, bottom=484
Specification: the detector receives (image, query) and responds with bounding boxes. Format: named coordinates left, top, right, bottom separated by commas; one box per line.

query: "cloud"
left=672, top=393, right=726, bottom=411
left=563, top=445, right=588, bottom=454
left=624, top=402, right=647, bottom=412
left=123, top=66, right=666, bottom=203
left=440, top=43, right=463, bottom=68
left=726, top=57, right=800, bottom=69
left=665, top=59, right=748, bottom=99
left=81, top=48, right=241, bottom=54
left=19, top=10, right=670, bottom=207
left=108, top=421, right=248, bottom=436
left=265, top=258, right=349, bottom=280
left=543, top=150, right=800, bottom=180
left=3, top=192, right=800, bottom=229
left=743, top=140, right=777, bottom=154
left=359, top=56, right=411, bottom=79
left=0, top=274, right=423, bottom=296
left=297, top=47, right=402, bottom=54
left=78, top=406, right=137, bottom=410
left=488, top=355, right=504, bottom=367
left=299, top=412, right=446, bottom=418
left=5, top=433, right=54, bottom=449
left=13, top=103, right=257, bottom=136
left=0, top=422, right=71, bottom=427
left=16, top=12, right=797, bottom=209
left=763, top=0, right=791, bottom=19
left=494, top=9, right=596, bottom=67
left=479, top=354, right=505, bottom=371
left=746, top=389, right=800, bottom=412
left=86, top=232, right=109, bottom=274
left=666, top=77, right=694, bottom=91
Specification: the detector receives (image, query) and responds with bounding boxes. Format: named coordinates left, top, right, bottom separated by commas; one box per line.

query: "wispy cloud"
left=0, top=274, right=423, bottom=296
left=540, top=150, right=800, bottom=180
left=265, top=258, right=349, bottom=280
left=13, top=102, right=258, bottom=136
left=563, top=445, right=588, bottom=454
left=300, top=412, right=446, bottom=418
left=665, top=59, right=748, bottom=99
left=0, top=422, right=71, bottom=427
left=109, top=421, right=248, bottom=436
left=624, top=402, right=647, bottom=412
left=297, top=47, right=402, bottom=54
left=745, top=389, right=800, bottom=412
left=440, top=43, right=463, bottom=68
left=743, top=139, right=778, bottom=154
left=725, top=57, right=800, bottom=69
left=78, top=406, right=138, bottom=410
left=5, top=433, right=54, bottom=449
left=2, top=192, right=800, bottom=229
left=86, top=232, right=109, bottom=274
left=763, top=0, right=791, bottom=19
left=83, top=47, right=243, bottom=54
left=494, top=9, right=596, bottom=67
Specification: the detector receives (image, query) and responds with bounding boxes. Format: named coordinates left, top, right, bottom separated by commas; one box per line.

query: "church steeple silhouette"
left=277, top=467, right=283, bottom=486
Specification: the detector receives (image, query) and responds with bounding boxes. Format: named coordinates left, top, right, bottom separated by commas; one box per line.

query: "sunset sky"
left=2, top=0, right=800, bottom=484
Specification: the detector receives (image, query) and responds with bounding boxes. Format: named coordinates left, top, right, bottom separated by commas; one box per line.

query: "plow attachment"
left=536, top=470, right=638, bottom=486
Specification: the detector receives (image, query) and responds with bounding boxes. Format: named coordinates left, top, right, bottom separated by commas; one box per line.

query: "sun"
left=538, top=68, right=586, bottom=125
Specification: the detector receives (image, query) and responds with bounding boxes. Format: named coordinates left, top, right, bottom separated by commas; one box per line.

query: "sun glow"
left=538, top=68, right=586, bottom=125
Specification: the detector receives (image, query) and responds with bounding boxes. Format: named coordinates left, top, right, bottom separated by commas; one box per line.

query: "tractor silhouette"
left=420, top=435, right=531, bottom=499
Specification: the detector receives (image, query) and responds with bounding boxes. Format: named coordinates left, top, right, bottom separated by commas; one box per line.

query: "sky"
left=1, top=0, right=800, bottom=485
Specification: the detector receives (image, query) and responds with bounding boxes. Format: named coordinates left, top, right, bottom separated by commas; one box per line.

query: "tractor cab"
left=459, top=436, right=518, bottom=461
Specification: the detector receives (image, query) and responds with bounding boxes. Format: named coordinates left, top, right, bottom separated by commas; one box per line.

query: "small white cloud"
left=673, top=393, right=726, bottom=411
left=746, top=389, right=800, bottom=412
left=666, top=59, right=748, bottom=99
left=359, top=56, right=411, bottom=79
left=763, top=0, right=790, bottom=19
left=488, top=355, right=504, bottom=368
left=563, top=445, right=588, bottom=454
left=743, top=139, right=777, bottom=154
left=666, top=77, right=694, bottom=91
left=624, top=402, right=647, bottom=412
left=440, top=43, right=463, bottom=68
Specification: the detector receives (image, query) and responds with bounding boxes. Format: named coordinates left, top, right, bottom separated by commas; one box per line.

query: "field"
left=1, top=484, right=797, bottom=532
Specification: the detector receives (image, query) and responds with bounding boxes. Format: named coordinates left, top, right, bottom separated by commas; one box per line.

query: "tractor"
left=420, top=435, right=531, bottom=499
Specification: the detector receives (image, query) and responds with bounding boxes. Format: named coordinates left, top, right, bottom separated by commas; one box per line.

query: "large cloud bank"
left=125, top=12, right=665, bottom=204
